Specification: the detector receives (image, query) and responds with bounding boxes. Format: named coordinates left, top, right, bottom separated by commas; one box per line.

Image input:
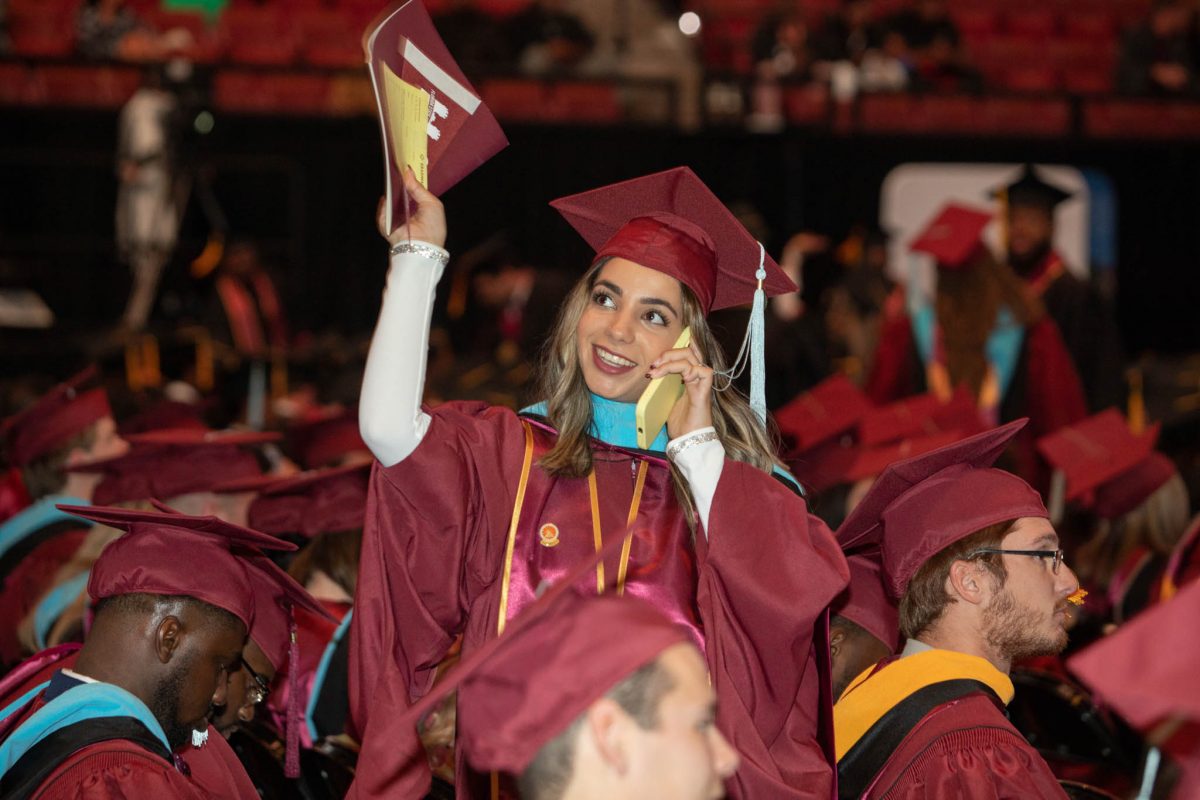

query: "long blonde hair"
left=534, top=260, right=787, bottom=519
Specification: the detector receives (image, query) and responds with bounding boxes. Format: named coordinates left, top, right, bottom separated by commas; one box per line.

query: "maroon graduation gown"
left=0, top=693, right=205, bottom=800
left=861, top=692, right=1068, bottom=799
left=347, top=402, right=848, bottom=798
left=183, top=725, right=260, bottom=800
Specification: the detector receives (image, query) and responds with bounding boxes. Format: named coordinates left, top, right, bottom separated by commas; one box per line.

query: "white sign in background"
left=880, top=163, right=1090, bottom=304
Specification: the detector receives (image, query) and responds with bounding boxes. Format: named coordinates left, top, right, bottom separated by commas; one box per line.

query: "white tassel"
left=715, top=243, right=768, bottom=427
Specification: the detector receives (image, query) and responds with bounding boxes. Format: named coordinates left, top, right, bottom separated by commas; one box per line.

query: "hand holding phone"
left=636, top=327, right=693, bottom=450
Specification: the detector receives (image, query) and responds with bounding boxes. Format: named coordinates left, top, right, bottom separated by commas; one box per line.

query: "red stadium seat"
left=8, top=1, right=75, bottom=58
left=980, top=97, right=1070, bottom=136
left=1062, top=11, right=1117, bottom=41
left=1062, top=68, right=1113, bottom=95
left=480, top=78, right=546, bottom=122
left=783, top=84, right=830, bottom=126
left=953, top=7, right=1000, bottom=41
left=30, top=65, right=140, bottom=108
left=221, top=6, right=299, bottom=66
left=551, top=82, right=622, bottom=123
left=213, top=71, right=332, bottom=115
left=1085, top=99, right=1200, bottom=139
left=1005, top=9, right=1059, bottom=40
left=1003, top=65, right=1061, bottom=93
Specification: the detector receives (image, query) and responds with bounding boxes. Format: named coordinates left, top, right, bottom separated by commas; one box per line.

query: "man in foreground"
left=833, top=420, right=1075, bottom=798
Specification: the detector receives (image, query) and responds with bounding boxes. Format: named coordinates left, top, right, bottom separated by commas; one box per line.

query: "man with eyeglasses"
left=0, top=504, right=294, bottom=800
left=186, top=551, right=332, bottom=799
left=831, top=420, right=1076, bottom=799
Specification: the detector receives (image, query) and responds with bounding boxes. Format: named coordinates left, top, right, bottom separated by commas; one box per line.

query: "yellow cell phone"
left=636, top=327, right=692, bottom=450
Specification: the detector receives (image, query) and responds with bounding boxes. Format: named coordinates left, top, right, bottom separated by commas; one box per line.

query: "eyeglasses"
left=966, top=548, right=1065, bottom=574
left=242, top=660, right=272, bottom=706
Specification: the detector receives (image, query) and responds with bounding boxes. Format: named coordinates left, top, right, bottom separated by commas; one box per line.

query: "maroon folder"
left=363, top=0, right=508, bottom=229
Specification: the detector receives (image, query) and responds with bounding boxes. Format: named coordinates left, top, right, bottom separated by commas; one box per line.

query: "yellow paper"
left=382, top=62, right=430, bottom=188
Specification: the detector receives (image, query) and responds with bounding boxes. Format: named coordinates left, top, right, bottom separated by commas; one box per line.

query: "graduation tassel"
left=747, top=246, right=767, bottom=425
left=714, top=243, right=769, bottom=427
left=285, top=612, right=301, bottom=779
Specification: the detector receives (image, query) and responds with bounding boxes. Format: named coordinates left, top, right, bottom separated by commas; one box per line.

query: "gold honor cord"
left=617, top=462, right=649, bottom=596
left=497, top=422, right=535, bottom=637
left=588, top=461, right=649, bottom=596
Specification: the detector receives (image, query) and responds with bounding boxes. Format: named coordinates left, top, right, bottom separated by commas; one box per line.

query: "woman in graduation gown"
left=348, top=167, right=849, bottom=799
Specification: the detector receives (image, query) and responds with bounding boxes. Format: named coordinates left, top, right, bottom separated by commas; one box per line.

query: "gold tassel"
left=271, top=351, right=288, bottom=401
left=195, top=331, right=215, bottom=393
left=125, top=338, right=142, bottom=392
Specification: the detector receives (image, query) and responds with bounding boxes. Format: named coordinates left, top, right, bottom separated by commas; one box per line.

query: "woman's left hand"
left=649, top=341, right=715, bottom=440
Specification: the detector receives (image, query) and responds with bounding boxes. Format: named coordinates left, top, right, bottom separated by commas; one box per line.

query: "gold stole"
left=833, top=648, right=1016, bottom=762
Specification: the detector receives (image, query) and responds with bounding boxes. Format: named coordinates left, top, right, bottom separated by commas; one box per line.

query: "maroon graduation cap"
left=59, top=503, right=295, bottom=632
left=844, top=429, right=966, bottom=484
left=245, top=463, right=371, bottom=537
left=909, top=203, right=993, bottom=270
left=774, top=375, right=873, bottom=454
left=1, top=367, right=113, bottom=467
left=364, top=0, right=508, bottom=228
left=1092, top=451, right=1177, bottom=520
left=550, top=167, right=796, bottom=314
left=858, top=387, right=983, bottom=448
left=837, top=420, right=1048, bottom=599
left=285, top=410, right=367, bottom=470
left=788, top=437, right=860, bottom=495
left=833, top=553, right=900, bottom=653
left=1037, top=408, right=1177, bottom=520
left=1069, top=576, right=1200, bottom=730
left=240, top=550, right=336, bottom=777
left=74, top=428, right=277, bottom=506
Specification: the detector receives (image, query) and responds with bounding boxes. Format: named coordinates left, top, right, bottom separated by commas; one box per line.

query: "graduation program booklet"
left=363, top=0, right=508, bottom=232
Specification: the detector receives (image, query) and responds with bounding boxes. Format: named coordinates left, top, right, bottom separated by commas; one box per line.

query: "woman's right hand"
left=377, top=166, right=447, bottom=250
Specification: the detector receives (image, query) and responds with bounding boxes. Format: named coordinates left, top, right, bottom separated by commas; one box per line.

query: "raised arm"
left=359, top=168, right=449, bottom=467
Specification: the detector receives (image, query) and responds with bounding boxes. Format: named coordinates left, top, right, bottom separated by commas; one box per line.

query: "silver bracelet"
left=666, top=430, right=720, bottom=461
left=389, top=241, right=449, bottom=267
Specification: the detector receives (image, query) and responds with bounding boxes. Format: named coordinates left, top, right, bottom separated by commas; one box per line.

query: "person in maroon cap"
left=0, top=369, right=128, bottom=668
left=829, top=554, right=898, bottom=703
left=245, top=465, right=366, bottom=752
left=865, top=203, right=1088, bottom=487
left=187, top=547, right=334, bottom=800
left=13, top=428, right=279, bottom=657
left=359, top=531, right=740, bottom=800
left=832, top=420, right=1077, bottom=799
left=1037, top=409, right=1190, bottom=621
left=353, top=166, right=848, bottom=799
left=0, top=504, right=294, bottom=799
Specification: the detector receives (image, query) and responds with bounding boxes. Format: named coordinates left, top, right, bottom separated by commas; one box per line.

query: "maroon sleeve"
left=696, top=463, right=850, bottom=799
left=1023, top=319, right=1088, bottom=439
left=347, top=402, right=527, bottom=797
left=865, top=311, right=918, bottom=405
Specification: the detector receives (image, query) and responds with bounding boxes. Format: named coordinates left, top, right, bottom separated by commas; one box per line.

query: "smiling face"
left=575, top=258, right=686, bottom=403
left=981, top=517, right=1080, bottom=661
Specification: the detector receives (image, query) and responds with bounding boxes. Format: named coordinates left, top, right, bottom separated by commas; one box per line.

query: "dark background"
left=3, top=103, right=1199, bottom=358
